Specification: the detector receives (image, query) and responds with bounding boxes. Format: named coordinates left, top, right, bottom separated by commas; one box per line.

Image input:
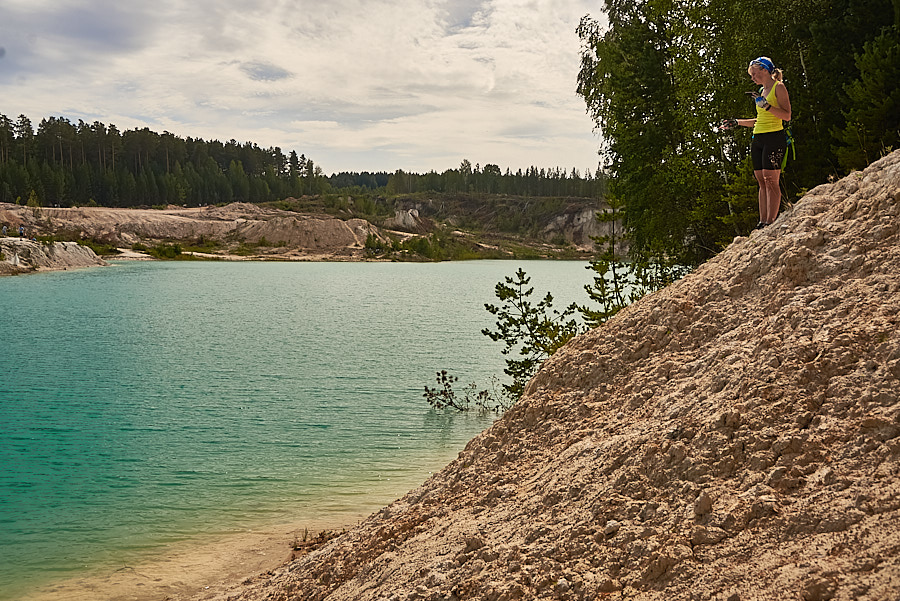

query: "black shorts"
left=751, top=130, right=787, bottom=171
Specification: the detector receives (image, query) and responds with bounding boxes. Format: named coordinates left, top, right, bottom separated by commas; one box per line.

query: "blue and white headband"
left=749, top=57, right=775, bottom=72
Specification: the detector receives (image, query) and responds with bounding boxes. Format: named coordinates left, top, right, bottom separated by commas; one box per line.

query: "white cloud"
left=0, top=0, right=601, bottom=174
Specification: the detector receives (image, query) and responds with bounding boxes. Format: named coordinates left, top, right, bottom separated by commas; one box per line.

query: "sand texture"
left=206, top=152, right=900, bottom=600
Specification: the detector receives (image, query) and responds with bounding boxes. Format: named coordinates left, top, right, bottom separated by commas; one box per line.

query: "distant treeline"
left=0, top=114, right=326, bottom=207
left=0, top=114, right=605, bottom=208
left=333, top=160, right=607, bottom=198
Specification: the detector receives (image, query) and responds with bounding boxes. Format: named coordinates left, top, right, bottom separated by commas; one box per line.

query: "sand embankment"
left=0, top=202, right=388, bottom=262
left=196, top=152, right=900, bottom=600
left=0, top=238, right=107, bottom=275
left=0, top=200, right=609, bottom=262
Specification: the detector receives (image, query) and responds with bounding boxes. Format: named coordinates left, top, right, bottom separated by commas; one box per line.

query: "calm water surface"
left=0, top=260, right=594, bottom=598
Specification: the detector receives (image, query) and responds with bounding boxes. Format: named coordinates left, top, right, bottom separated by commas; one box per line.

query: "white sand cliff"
left=206, top=152, right=900, bottom=600
left=0, top=238, right=107, bottom=275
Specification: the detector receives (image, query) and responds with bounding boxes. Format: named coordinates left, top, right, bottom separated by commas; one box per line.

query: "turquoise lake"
left=0, top=260, right=596, bottom=599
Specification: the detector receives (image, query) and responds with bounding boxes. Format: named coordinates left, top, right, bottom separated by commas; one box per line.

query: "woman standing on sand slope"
left=722, top=56, right=792, bottom=230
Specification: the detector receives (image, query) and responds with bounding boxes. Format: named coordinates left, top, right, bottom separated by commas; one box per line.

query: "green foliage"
left=78, top=239, right=119, bottom=256
left=577, top=0, right=898, bottom=266
left=0, top=113, right=606, bottom=210
left=365, top=228, right=510, bottom=262
left=33, top=231, right=119, bottom=255
left=149, top=243, right=182, bottom=259
left=423, top=370, right=511, bottom=413
left=364, top=233, right=392, bottom=256
left=577, top=4, right=702, bottom=263
left=0, top=114, right=325, bottom=207
left=181, top=236, right=220, bottom=253
left=578, top=196, right=632, bottom=327
left=833, top=27, right=900, bottom=170
left=430, top=205, right=687, bottom=412
left=232, top=242, right=258, bottom=256
left=293, top=164, right=607, bottom=198
left=482, top=268, right=584, bottom=400
left=427, top=267, right=586, bottom=412
left=377, top=164, right=606, bottom=197
left=718, top=158, right=763, bottom=236
left=580, top=196, right=689, bottom=328
left=26, top=190, right=41, bottom=208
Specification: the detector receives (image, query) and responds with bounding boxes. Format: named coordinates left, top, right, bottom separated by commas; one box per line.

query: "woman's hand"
left=720, top=118, right=739, bottom=130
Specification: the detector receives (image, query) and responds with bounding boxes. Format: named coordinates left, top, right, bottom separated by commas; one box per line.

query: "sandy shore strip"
left=19, top=515, right=367, bottom=601
left=111, top=248, right=155, bottom=260
left=110, top=248, right=373, bottom=262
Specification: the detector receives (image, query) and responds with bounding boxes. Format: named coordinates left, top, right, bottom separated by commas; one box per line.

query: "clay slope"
left=216, top=152, right=900, bottom=601
left=1, top=238, right=107, bottom=274
left=0, top=202, right=381, bottom=257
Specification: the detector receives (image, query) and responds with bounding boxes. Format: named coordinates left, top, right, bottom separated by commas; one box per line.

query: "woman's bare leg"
left=762, top=169, right=781, bottom=223
left=754, top=170, right=767, bottom=223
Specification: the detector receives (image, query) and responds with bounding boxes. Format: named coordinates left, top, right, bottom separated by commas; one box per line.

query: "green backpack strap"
left=781, top=124, right=795, bottom=171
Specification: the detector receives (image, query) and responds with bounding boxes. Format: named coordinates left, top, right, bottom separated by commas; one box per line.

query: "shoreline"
left=0, top=237, right=108, bottom=276
left=18, top=513, right=368, bottom=601
left=1, top=238, right=593, bottom=278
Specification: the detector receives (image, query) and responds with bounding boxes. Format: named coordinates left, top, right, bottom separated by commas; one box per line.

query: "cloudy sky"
left=0, top=0, right=602, bottom=175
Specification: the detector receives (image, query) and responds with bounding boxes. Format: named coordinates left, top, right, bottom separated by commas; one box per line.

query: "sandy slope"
left=0, top=238, right=107, bottom=274
left=0, top=203, right=382, bottom=260
left=201, top=151, right=900, bottom=601
left=0, top=200, right=608, bottom=262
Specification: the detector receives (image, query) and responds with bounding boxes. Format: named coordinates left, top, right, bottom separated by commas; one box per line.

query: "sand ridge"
left=207, top=152, right=900, bottom=600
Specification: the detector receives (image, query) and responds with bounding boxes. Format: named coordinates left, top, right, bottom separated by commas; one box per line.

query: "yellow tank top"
left=753, top=83, right=783, bottom=134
